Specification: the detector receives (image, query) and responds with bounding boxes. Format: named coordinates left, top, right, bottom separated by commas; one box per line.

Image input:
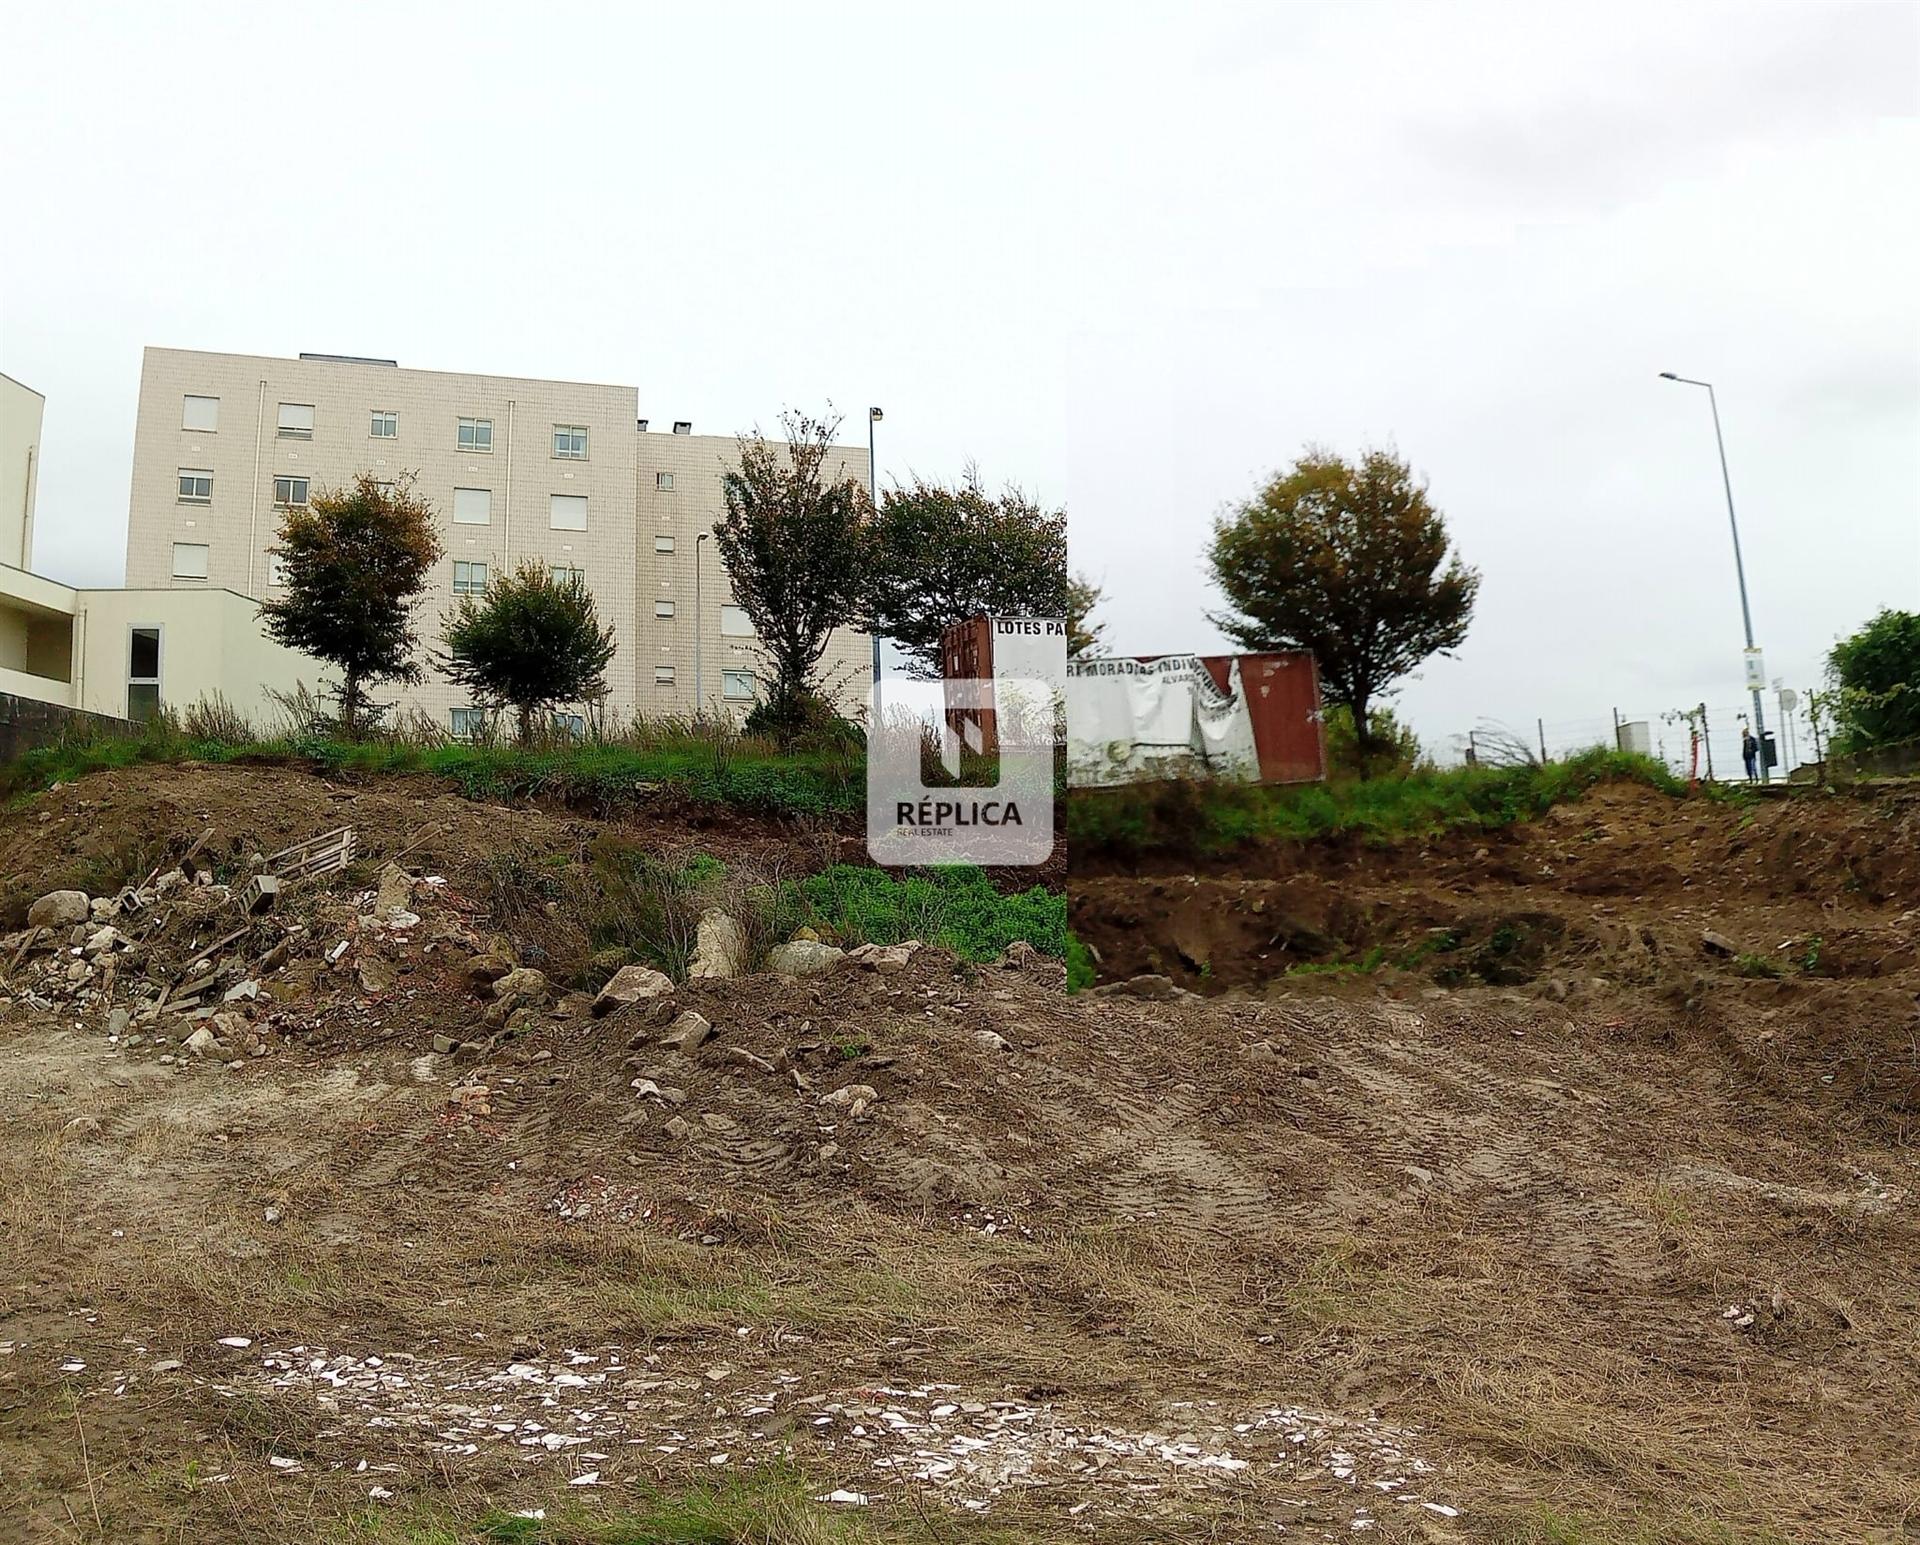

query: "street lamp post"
left=868, top=406, right=884, bottom=725
left=694, top=531, right=709, bottom=716
left=1659, top=372, right=1768, bottom=781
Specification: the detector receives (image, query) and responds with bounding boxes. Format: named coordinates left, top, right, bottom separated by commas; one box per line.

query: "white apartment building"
left=125, top=347, right=873, bottom=730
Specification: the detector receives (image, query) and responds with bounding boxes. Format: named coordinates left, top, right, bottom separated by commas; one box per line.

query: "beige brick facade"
left=126, top=347, right=872, bottom=729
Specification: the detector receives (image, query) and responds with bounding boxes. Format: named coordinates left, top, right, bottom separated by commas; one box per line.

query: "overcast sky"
left=3, top=2, right=1915, bottom=760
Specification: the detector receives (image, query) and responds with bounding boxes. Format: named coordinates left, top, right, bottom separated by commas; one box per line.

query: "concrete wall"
left=0, top=373, right=44, bottom=571
left=126, top=348, right=874, bottom=729
left=0, top=692, right=127, bottom=764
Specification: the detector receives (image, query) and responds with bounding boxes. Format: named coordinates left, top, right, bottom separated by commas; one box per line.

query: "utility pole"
left=694, top=531, right=709, bottom=715
left=868, top=406, right=884, bottom=728
left=1659, top=373, right=1768, bottom=780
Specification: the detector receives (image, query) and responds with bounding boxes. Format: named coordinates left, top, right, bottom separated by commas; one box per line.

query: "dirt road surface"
left=1, top=768, right=1915, bottom=1541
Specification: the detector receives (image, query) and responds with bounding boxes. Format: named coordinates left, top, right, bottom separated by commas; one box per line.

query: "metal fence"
left=1443, top=693, right=1835, bottom=783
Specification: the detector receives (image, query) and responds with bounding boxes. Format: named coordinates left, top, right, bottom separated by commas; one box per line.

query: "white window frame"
left=177, top=468, right=213, bottom=503
left=655, top=471, right=675, bottom=491
left=370, top=409, right=398, bottom=439
left=552, top=711, right=586, bottom=739
left=549, top=494, right=588, bottom=531
left=654, top=665, right=676, bottom=685
left=720, top=604, right=754, bottom=637
left=654, top=535, right=675, bottom=553
left=267, top=552, right=287, bottom=588
left=457, top=416, right=494, bottom=453
left=552, top=424, right=589, bottom=460
left=654, top=599, right=676, bottom=618
left=127, top=625, right=163, bottom=721
left=450, top=706, right=487, bottom=740
left=170, top=542, right=210, bottom=580
left=273, top=475, right=309, bottom=508
left=551, top=564, right=585, bottom=586
left=453, top=560, right=489, bottom=596
left=277, top=402, right=315, bottom=438
left=182, top=395, right=219, bottom=432
left=453, top=487, right=492, bottom=526
left=722, top=668, right=756, bottom=701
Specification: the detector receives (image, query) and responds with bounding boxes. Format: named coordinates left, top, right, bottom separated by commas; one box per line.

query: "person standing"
left=1741, top=723, right=1759, bottom=782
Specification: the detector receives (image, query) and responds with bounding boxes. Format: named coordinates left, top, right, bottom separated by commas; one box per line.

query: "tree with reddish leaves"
left=1208, top=447, right=1477, bottom=760
left=260, top=473, right=442, bottom=737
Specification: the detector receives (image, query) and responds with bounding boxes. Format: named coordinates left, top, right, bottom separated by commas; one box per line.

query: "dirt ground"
left=1, top=767, right=1916, bottom=1542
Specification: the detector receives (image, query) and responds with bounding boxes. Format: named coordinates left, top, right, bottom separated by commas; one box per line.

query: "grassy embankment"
left=1069, top=747, right=1689, bottom=861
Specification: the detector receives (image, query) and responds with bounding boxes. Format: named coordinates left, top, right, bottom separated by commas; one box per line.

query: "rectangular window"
left=453, top=487, right=492, bottom=525
left=277, top=402, right=315, bottom=438
left=722, top=669, right=755, bottom=700
left=450, top=707, right=487, bottom=739
left=370, top=410, right=398, bottom=438
left=273, top=475, right=309, bottom=507
left=182, top=395, right=219, bottom=432
left=654, top=665, right=676, bottom=685
left=720, top=604, right=754, bottom=637
left=453, top=560, right=489, bottom=596
left=654, top=534, right=675, bottom=553
left=177, top=468, right=213, bottom=503
left=552, top=712, right=586, bottom=739
left=128, top=627, right=161, bottom=722
left=655, top=471, right=674, bottom=491
left=552, top=425, right=588, bottom=459
left=551, top=565, right=585, bottom=586
left=267, top=553, right=287, bottom=587
left=549, top=494, right=588, bottom=531
left=171, top=542, right=210, bottom=580
left=654, top=599, right=676, bottom=618
left=457, top=416, right=493, bottom=452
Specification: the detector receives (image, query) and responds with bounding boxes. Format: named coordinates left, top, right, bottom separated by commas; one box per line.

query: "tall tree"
left=1207, top=447, right=1478, bottom=756
left=1826, top=608, right=1919, bottom=753
left=438, top=563, right=618, bottom=743
left=864, top=472, right=1068, bottom=677
left=1067, top=572, right=1107, bottom=658
left=714, top=411, right=874, bottom=734
left=260, top=473, right=441, bottom=736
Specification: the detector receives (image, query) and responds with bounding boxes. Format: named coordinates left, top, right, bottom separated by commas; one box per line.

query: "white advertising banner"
left=1067, top=655, right=1260, bottom=788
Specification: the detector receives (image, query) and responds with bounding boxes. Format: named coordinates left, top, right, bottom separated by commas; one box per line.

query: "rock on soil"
left=688, top=909, right=749, bottom=979
left=28, top=890, right=90, bottom=929
left=593, top=964, right=675, bottom=1016
left=767, top=940, right=845, bottom=977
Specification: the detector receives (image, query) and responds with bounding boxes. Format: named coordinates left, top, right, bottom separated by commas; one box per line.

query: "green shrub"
left=794, top=865, right=1066, bottom=961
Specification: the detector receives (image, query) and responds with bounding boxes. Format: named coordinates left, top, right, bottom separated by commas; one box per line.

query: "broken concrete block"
left=241, top=874, right=281, bottom=915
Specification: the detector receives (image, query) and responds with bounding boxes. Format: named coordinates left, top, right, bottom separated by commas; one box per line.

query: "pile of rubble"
left=0, top=821, right=981, bottom=1098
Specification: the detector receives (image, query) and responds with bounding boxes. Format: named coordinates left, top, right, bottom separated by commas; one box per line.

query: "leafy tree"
left=1207, top=447, right=1478, bottom=757
left=1067, top=572, right=1107, bottom=658
left=260, top=473, right=441, bottom=737
left=715, top=410, right=873, bottom=737
left=1826, top=608, right=1920, bottom=753
left=864, top=472, right=1068, bottom=677
left=1321, top=702, right=1424, bottom=779
left=438, top=562, right=617, bottom=743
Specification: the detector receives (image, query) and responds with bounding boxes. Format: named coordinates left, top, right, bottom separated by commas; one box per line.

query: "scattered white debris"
left=216, top=1336, right=253, bottom=1349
